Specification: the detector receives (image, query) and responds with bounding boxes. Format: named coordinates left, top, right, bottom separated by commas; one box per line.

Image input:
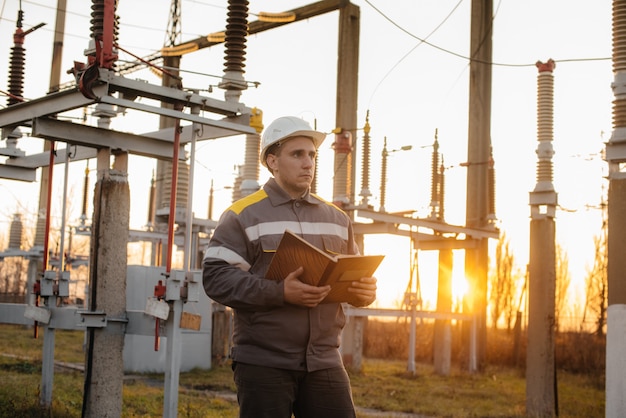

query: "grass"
left=0, top=324, right=605, bottom=417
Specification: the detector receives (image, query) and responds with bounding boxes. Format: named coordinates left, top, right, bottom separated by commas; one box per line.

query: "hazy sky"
left=0, top=1, right=613, bottom=312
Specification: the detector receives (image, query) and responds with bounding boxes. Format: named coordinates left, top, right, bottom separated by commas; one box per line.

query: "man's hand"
left=347, top=276, right=377, bottom=306
left=283, top=266, right=331, bottom=308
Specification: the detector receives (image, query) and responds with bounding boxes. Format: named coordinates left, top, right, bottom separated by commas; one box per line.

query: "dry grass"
left=0, top=322, right=606, bottom=417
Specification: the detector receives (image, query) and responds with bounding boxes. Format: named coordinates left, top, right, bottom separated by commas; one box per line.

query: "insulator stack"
left=488, top=154, right=496, bottom=219
left=89, top=0, right=119, bottom=67
left=240, top=107, right=262, bottom=196
left=90, top=1, right=105, bottom=40
left=8, top=213, right=23, bottom=250
left=90, top=0, right=119, bottom=43
left=613, top=2, right=626, bottom=73
left=529, top=59, right=557, bottom=219
left=34, top=209, right=46, bottom=247
left=429, top=135, right=441, bottom=219
left=242, top=135, right=259, bottom=180
left=439, top=159, right=445, bottom=220
left=159, top=164, right=189, bottom=209
left=6, top=10, right=25, bottom=106
left=7, top=44, right=25, bottom=106
left=231, top=172, right=243, bottom=202
left=220, top=0, right=248, bottom=93
left=224, top=0, right=247, bottom=73
left=379, top=137, right=388, bottom=211
left=535, top=60, right=556, bottom=187
left=360, top=112, right=372, bottom=203
left=147, top=174, right=156, bottom=228
left=612, top=2, right=626, bottom=135
left=81, top=165, right=90, bottom=220
left=332, top=130, right=352, bottom=206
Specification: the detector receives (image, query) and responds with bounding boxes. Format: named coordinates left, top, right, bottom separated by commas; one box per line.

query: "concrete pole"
left=526, top=60, right=557, bottom=418
left=81, top=149, right=130, bottom=417
left=333, top=2, right=359, bottom=207
left=434, top=248, right=453, bottom=375
left=463, top=0, right=493, bottom=370
left=333, top=2, right=362, bottom=370
left=606, top=2, right=626, bottom=416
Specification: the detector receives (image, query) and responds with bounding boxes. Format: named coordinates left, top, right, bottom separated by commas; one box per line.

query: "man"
left=203, top=115, right=377, bottom=418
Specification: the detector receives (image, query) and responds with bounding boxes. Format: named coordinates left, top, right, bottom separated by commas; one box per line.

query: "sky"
left=0, top=1, right=613, bottom=315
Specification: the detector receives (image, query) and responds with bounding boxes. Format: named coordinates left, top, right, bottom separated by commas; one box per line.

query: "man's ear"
left=266, top=154, right=277, bottom=171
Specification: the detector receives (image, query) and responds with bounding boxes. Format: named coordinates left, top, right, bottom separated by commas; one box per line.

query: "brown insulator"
left=9, top=213, right=23, bottom=250
left=439, top=160, right=446, bottom=220
left=360, top=113, right=371, bottom=197
left=90, top=0, right=105, bottom=40
left=613, top=1, right=626, bottom=73
left=430, top=136, right=440, bottom=215
left=223, top=0, right=248, bottom=79
left=488, top=156, right=496, bottom=219
left=89, top=0, right=119, bottom=66
left=380, top=137, right=388, bottom=211
left=7, top=43, right=25, bottom=106
left=81, top=165, right=90, bottom=219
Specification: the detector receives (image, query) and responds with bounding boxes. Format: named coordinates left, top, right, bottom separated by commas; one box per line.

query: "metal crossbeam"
left=356, top=209, right=499, bottom=240
left=31, top=117, right=186, bottom=161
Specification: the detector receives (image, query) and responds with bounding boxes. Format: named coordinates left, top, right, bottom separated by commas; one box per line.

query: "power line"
left=363, top=0, right=610, bottom=68
left=365, top=0, right=464, bottom=108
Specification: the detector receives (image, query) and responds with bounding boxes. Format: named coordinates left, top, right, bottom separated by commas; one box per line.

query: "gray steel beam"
left=99, top=69, right=248, bottom=116
left=98, top=95, right=254, bottom=135
left=353, top=221, right=478, bottom=250
left=31, top=117, right=186, bottom=161
left=0, top=85, right=108, bottom=127
left=144, top=118, right=251, bottom=142
left=4, top=145, right=97, bottom=169
left=356, top=209, right=499, bottom=239
left=0, top=164, right=36, bottom=182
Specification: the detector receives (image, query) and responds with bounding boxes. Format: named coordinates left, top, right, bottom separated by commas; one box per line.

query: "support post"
left=82, top=149, right=130, bottom=417
left=463, top=0, right=493, bottom=371
left=606, top=2, right=626, bottom=416
left=526, top=60, right=558, bottom=417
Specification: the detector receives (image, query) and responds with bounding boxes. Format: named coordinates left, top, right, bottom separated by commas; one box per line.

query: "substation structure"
left=0, top=0, right=502, bottom=416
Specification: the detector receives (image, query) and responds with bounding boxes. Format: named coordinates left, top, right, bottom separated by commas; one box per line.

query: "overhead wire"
left=363, top=0, right=610, bottom=68
left=364, top=0, right=464, bottom=109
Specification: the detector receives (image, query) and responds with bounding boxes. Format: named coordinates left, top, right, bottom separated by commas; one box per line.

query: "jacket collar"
left=264, top=177, right=321, bottom=207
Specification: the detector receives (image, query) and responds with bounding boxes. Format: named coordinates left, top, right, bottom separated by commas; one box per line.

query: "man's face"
left=266, top=136, right=317, bottom=198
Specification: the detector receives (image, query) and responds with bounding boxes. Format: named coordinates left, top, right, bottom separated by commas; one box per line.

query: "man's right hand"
left=283, top=266, right=331, bottom=308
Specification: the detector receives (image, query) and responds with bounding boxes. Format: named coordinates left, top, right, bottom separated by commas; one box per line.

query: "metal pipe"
left=183, top=102, right=200, bottom=271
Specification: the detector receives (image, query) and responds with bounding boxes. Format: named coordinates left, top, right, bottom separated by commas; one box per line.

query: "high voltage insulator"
left=488, top=152, right=496, bottom=220
left=225, top=0, right=248, bottom=72
left=7, top=43, right=24, bottom=106
left=360, top=112, right=372, bottom=202
left=90, top=0, right=119, bottom=42
left=429, top=134, right=440, bottom=219
left=7, top=9, right=26, bottom=106
left=9, top=213, right=23, bottom=250
left=88, top=0, right=119, bottom=71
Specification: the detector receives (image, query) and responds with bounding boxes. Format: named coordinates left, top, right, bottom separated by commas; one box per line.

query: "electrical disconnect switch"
left=185, top=271, right=201, bottom=303
left=40, top=270, right=56, bottom=297
left=165, top=269, right=185, bottom=301
left=57, top=271, right=70, bottom=298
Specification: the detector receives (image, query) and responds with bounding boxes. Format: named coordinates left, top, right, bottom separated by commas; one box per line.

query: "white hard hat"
left=260, top=116, right=326, bottom=167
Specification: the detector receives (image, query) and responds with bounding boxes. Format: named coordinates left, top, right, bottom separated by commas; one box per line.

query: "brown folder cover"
left=265, top=230, right=384, bottom=304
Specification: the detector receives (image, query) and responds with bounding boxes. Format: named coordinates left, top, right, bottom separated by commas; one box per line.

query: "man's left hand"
left=347, top=277, right=377, bottom=306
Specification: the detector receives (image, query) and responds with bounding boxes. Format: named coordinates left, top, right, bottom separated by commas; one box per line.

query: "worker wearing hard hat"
left=203, top=116, right=377, bottom=418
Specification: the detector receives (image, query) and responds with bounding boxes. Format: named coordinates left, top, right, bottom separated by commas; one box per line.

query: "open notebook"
left=265, top=230, right=384, bottom=304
